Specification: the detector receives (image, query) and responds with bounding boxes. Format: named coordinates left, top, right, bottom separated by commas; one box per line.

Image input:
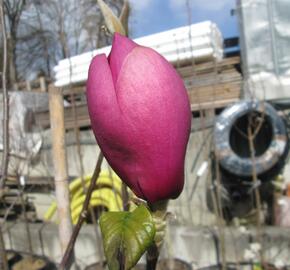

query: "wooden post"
left=48, top=86, right=75, bottom=268
left=0, top=228, right=8, bottom=270
left=26, top=80, right=32, bottom=91
left=13, top=83, right=18, bottom=91
left=39, top=77, right=46, bottom=92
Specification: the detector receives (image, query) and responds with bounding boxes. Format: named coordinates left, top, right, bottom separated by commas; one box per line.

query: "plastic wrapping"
left=238, top=0, right=290, bottom=100
left=53, top=21, right=224, bottom=87
left=0, top=92, right=48, bottom=160
left=214, top=100, right=288, bottom=177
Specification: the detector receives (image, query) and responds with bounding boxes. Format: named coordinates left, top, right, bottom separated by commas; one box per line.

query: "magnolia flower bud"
left=87, top=33, right=191, bottom=203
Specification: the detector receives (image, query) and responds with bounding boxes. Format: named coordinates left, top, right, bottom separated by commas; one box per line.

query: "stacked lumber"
left=34, top=56, right=241, bottom=131
left=35, top=103, right=89, bottom=130
left=13, top=77, right=50, bottom=92
left=177, top=56, right=241, bottom=111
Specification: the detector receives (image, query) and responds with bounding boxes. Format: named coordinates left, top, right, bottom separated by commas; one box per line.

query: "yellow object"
left=253, top=264, right=262, bottom=270
left=44, top=171, right=124, bottom=224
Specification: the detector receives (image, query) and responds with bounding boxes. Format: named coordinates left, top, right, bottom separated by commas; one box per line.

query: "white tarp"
left=0, top=92, right=48, bottom=164
left=53, top=21, right=223, bottom=87
left=238, top=0, right=290, bottom=100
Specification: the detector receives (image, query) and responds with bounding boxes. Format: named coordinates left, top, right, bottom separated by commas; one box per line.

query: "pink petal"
left=86, top=54, right=120, bottom=137
left=114, top=47, right=191, bottom=203
left=108, top=33, right=138, bottom=85
left=86, top=54, right=144, bottom=199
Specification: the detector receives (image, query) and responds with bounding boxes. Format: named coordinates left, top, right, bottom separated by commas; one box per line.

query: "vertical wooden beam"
left=26, top=80, right=31, bottom=91
left=0, top=230, right=8, bottom=270
left=13, top=83, right=18, bottom=91
left=39, top=77, right=46, bottom=92
left=48, top=86, right=75, bottom=266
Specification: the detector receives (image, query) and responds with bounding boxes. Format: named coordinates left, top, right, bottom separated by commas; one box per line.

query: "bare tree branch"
left=59, top=152, right=104, bottom=270
left=0, top=0, right=10, bottom=191
left=247, top=112, right=265, bottom=265
left=0, top=1, right=9, bottom=268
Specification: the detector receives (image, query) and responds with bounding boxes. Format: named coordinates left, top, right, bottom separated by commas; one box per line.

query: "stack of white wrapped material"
left=54, top=21, right=223, bottom=87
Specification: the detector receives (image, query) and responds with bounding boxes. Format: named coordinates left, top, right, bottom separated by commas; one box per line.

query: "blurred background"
left=1, top=0, right=290, bottom=269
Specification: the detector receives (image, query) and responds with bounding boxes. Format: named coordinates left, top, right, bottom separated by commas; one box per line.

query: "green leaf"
left=99, top=205, right=155, bottom=270
left=97, top=0, right=126, bottom=35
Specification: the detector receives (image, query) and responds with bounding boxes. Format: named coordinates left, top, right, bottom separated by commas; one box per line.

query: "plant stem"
left=0, top=1, right=9, bottom=269
left=122, top=183, right=129, bottom=211
left=59, top=152, right=103, bottom=270
left=69, top=86, right=103, bottom=260
left=214, top=158, right=226, bottom=270
left=146, top=200, right=168, bottom=270
left=247, top=114, right=265, bottom=265
left=0, top=0, right=9, bottom=191
left=146, top=243, right=159, bottom=270
left=16, top=176, right=33, bottom=253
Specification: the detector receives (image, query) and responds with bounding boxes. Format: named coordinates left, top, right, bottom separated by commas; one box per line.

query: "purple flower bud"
left=87, top=33, right=191, bottom=203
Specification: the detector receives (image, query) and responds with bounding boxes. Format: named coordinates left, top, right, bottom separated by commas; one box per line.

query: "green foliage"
left=99, top=205, right=156, bottom=270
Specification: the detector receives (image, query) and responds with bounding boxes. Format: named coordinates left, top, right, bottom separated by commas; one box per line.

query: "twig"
left=0, top=0, right=9, bottom=190
left=214, top=160, right=227, bottom=270
left=16, top=175, right=33, bottom=253
left=59, top=152, right=103, bottom=270
left=2, top=193, right=19, bottom=223
left=211, top=10, right=226, bottom=267
left=69, top=87, right=103, bottom=260
left=121, top=183, right=129, bottom=211
left=252, top=104, right=266, bottom=139
left=247, top=113, right=265, bottom=265
left=190, top=130, right=213, bottom=173
left=0, top=1, right=9, bottom=269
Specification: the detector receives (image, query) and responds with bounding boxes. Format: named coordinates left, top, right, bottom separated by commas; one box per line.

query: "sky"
left=128, top=0, right=238, bottom=39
